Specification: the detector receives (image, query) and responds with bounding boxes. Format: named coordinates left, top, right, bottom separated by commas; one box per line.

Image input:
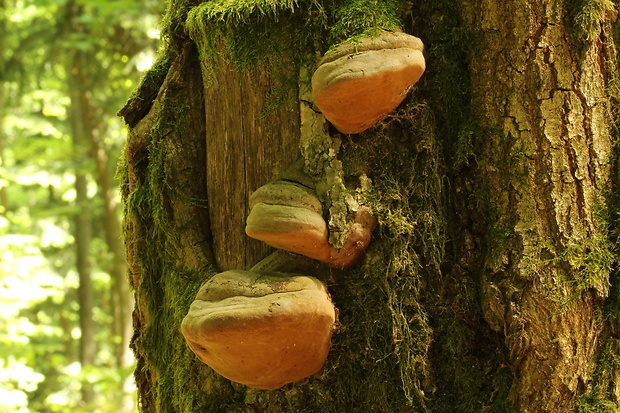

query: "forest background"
left=0, top=0, right=163, bottom=411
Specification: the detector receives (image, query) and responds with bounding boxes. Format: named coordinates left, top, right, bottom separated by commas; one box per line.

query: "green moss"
left=577, top=339, right=620, bottom=412
left=118, top=54, right=171, bottom=127
left=185, top=0, right=406, bottom=83
left=562, top=235, right=615, bottom=295
left=186, top=0, right=327, bottom=84
left=328, top=0, right=401, bottom=46
left=305, top=100, right=442, bottom=411
left=410, top=1, right=514, bottom=410
left=567, top=0, right=616, bottom=41
left=160, top=0, right=195, bottom=54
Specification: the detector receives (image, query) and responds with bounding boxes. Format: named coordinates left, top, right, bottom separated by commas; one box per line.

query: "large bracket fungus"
left=181, top=270, right=336, bottom=390
left=312, top=31, right=426, bottom=134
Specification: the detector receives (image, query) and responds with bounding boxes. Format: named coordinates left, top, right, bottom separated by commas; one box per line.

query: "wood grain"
left=204, top=59, right=300, bottom=271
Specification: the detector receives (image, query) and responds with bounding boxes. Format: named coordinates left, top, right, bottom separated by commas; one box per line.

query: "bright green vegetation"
left=0, top=0, right=162, bottom=411
left=567, top=0, right=616, bottom=41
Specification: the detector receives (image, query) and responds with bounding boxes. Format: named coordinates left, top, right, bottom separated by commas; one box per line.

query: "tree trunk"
left=119, top=1, right=620, bottom=411
left=69, top=52, right=96, bottom=406
left=460, top=1, right=617, bottom=410
left=0, top=85, right=8, bottom=216
left=87, top=95, right=134, bottom=370
left=0, top=0, right=8, bottom=217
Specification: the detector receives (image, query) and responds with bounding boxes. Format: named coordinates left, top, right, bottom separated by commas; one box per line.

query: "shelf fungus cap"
left=312, top=31, right=426, bottom=134
left=181, top=270, right=336, bottom=390
left=246, top=181, right=377, bottom=269
left=246, top=180, right=330, bottom=261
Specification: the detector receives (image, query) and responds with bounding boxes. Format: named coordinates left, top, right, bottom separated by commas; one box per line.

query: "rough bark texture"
left=459, top=1, right=615, bottom=411
left=119, top=0, right=620, bottom=411
left=121, top=41, right=220, bottom=413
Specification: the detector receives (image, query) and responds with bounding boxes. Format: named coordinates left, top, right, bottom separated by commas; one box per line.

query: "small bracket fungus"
left=246, top=179, right=377, bottom=269
left=181, top=270, right=336, bottom=390
left=312, top=31, right=426, bottom=134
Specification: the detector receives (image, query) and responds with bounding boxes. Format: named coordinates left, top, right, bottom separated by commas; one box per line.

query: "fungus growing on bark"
left=312, top=31, right=426, bottom=134
left=181, top=270, right=336, bottom=390
left=245, top=179, right=377, bottom=269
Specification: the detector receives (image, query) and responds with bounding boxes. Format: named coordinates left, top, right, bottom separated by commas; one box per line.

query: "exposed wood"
left=204, top=58, right=301, bottom=271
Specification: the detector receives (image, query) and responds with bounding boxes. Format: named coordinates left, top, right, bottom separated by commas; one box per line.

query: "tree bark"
left=120, top=1, right=620, bottom=411
left=460, top=1, right=616, bottom=410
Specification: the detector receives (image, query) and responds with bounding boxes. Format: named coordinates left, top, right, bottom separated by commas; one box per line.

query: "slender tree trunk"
left=69, top=67, right=96, bottom=406
left=0, top=86, right=8, bottom=217
left=86, top=91, right=134, bottom=369
left=85, top=81, right=135, bottom=413
left=0, top=0, right=8, bottom=217
left=67, top=3, right=96, bottom=401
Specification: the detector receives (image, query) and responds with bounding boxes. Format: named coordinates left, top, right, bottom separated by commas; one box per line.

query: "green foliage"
left=567, top=0, right=616, bottom=41
left=0, top=0, right=163, bottom=411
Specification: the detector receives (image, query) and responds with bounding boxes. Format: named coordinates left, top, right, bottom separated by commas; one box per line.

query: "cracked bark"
left=460, top=0, right=614, bottom=410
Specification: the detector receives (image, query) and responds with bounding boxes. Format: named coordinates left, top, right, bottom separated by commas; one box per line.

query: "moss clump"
left=567, top=0, right=616, bottom=41
left=185, top=0, right=406, bottom=82
left=186, top=0, right=328, bottom=84
left=562, top=235, right=615, bottom=296
left=328, top=0, right=401, bottom=46
left=576, top=339, right=620, bottom=412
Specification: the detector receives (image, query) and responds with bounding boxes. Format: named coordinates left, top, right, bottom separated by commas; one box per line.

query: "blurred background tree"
left=0, top=0, right=163, bottom=411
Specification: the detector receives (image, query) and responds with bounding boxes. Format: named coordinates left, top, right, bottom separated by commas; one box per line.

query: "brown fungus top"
left=181, top=270, right=336, bottom=390
left=312, top=31, right=425, bottom=134
left=246, top=181, right=377, bottom=269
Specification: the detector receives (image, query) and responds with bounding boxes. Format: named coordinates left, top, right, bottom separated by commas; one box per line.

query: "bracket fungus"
left=245, top=179, right=377, bottom=269
left=312, top=31, right=426, bottom=134
left=181, top=270, right=336, bottom=390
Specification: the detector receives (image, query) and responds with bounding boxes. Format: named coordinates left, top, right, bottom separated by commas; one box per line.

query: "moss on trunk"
left=119, top=0, right=620, bottom=411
